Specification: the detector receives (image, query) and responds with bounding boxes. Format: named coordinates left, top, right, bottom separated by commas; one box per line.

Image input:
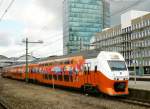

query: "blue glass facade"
left=63, top=0, right=110, bottom=54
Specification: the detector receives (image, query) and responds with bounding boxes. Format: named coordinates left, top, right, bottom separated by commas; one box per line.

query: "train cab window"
left=108, top=61, right=127, bottom=71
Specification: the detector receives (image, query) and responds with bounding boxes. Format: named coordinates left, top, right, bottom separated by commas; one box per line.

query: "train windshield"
left=108, top=61, right=127, bottom=71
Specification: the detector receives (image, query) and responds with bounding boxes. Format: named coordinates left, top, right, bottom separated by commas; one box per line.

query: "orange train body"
left=1, top=51, right=129, bottom=96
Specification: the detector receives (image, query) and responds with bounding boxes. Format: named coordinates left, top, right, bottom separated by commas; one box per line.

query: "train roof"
left=60, top=49, right=100, bottom=59
left=3, top=49, right=102, bottom=68
left=37, top=49, right=101, bottom=63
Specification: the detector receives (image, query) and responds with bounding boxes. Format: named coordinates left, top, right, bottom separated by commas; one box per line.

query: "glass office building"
left=63, top=0, right=110, bottom=54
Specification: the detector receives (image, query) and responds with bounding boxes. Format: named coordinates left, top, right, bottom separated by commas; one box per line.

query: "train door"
left=83, top=63, right=91, bottom=84
left=84, top=59, right=98, bottom=86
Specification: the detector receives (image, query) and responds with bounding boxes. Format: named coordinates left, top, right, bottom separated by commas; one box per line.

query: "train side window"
left=49, top=74, right=52, bottom=80
left=95, top=66, right=97, bottom=72
left=46, top=74, right=49, bottom=79
left=64, top=60, right=69, bottom=64
left=53, top=75, right=57, bottom=80
left=70, top=76, right=73, bottom=82
left=70, top=60, right=73, bottom=64
left=31, top=69, right=33, bottom=73
left=58, top=75, right=62, bottom=81
left=44, top=74, right=49, bottom=80
left=64, top=75, right=69, bottom=81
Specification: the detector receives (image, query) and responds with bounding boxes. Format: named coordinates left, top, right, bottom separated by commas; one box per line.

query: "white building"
left=94, top=10, right=150, bottom=75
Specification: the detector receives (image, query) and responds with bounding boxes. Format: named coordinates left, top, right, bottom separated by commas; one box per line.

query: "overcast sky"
left=0, top=0, right=150, bottom=58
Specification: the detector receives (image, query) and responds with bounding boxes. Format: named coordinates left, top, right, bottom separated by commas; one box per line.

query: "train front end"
left=97, top=51, right=129, bottom=96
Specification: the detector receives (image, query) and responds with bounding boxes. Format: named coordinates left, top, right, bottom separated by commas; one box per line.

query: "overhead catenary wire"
left=31, top=0, right=146, bottom=55
left=21, top=0, right=146, bottom=57
left=24, top=3, right=63, bottom=54
left=0, top=0, right=15, bottom=22
left=28, top=33, right=63, bottom=52
left=34, top=48, right=63, bottom=58
left=110, top=0, right=144, bottom=16
left=0, top=0, right=3, bottom=7
left=0, top=0, right=145, bottom=58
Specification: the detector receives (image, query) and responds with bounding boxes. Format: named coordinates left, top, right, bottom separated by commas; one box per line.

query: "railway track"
left=0, top=102, right=7, bottom=109
left=58, top=88, right=150, bottom=108
left=106, top=97, right=150, bottom=108
left=110, top=97, right=150, bottom=108
left=66, top=88, right=150, bottom=108
left=0, top=98, right=10, bottom=109
left=87, top=93, right=150, bottom=108
left=1, top=77, right=150, bottom=108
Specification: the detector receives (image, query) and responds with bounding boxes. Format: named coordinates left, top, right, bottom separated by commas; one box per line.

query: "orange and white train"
left=1, top=50, right=129, bottom=96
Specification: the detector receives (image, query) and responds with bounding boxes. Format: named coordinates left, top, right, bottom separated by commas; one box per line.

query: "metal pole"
left=22, top=38, right=43, bottom=83
left=25, top=38, right=29, bottom=83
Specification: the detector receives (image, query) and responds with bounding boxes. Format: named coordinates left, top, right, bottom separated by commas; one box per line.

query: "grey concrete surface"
left=129, top=80, right=150, bottom=91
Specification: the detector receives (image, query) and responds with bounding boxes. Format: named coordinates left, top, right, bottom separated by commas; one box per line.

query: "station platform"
left=128, top=80, right=150, bottom=102
left=129, top=81, right=150, bottom=91
left=129, top=75, right=150, bottom=81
